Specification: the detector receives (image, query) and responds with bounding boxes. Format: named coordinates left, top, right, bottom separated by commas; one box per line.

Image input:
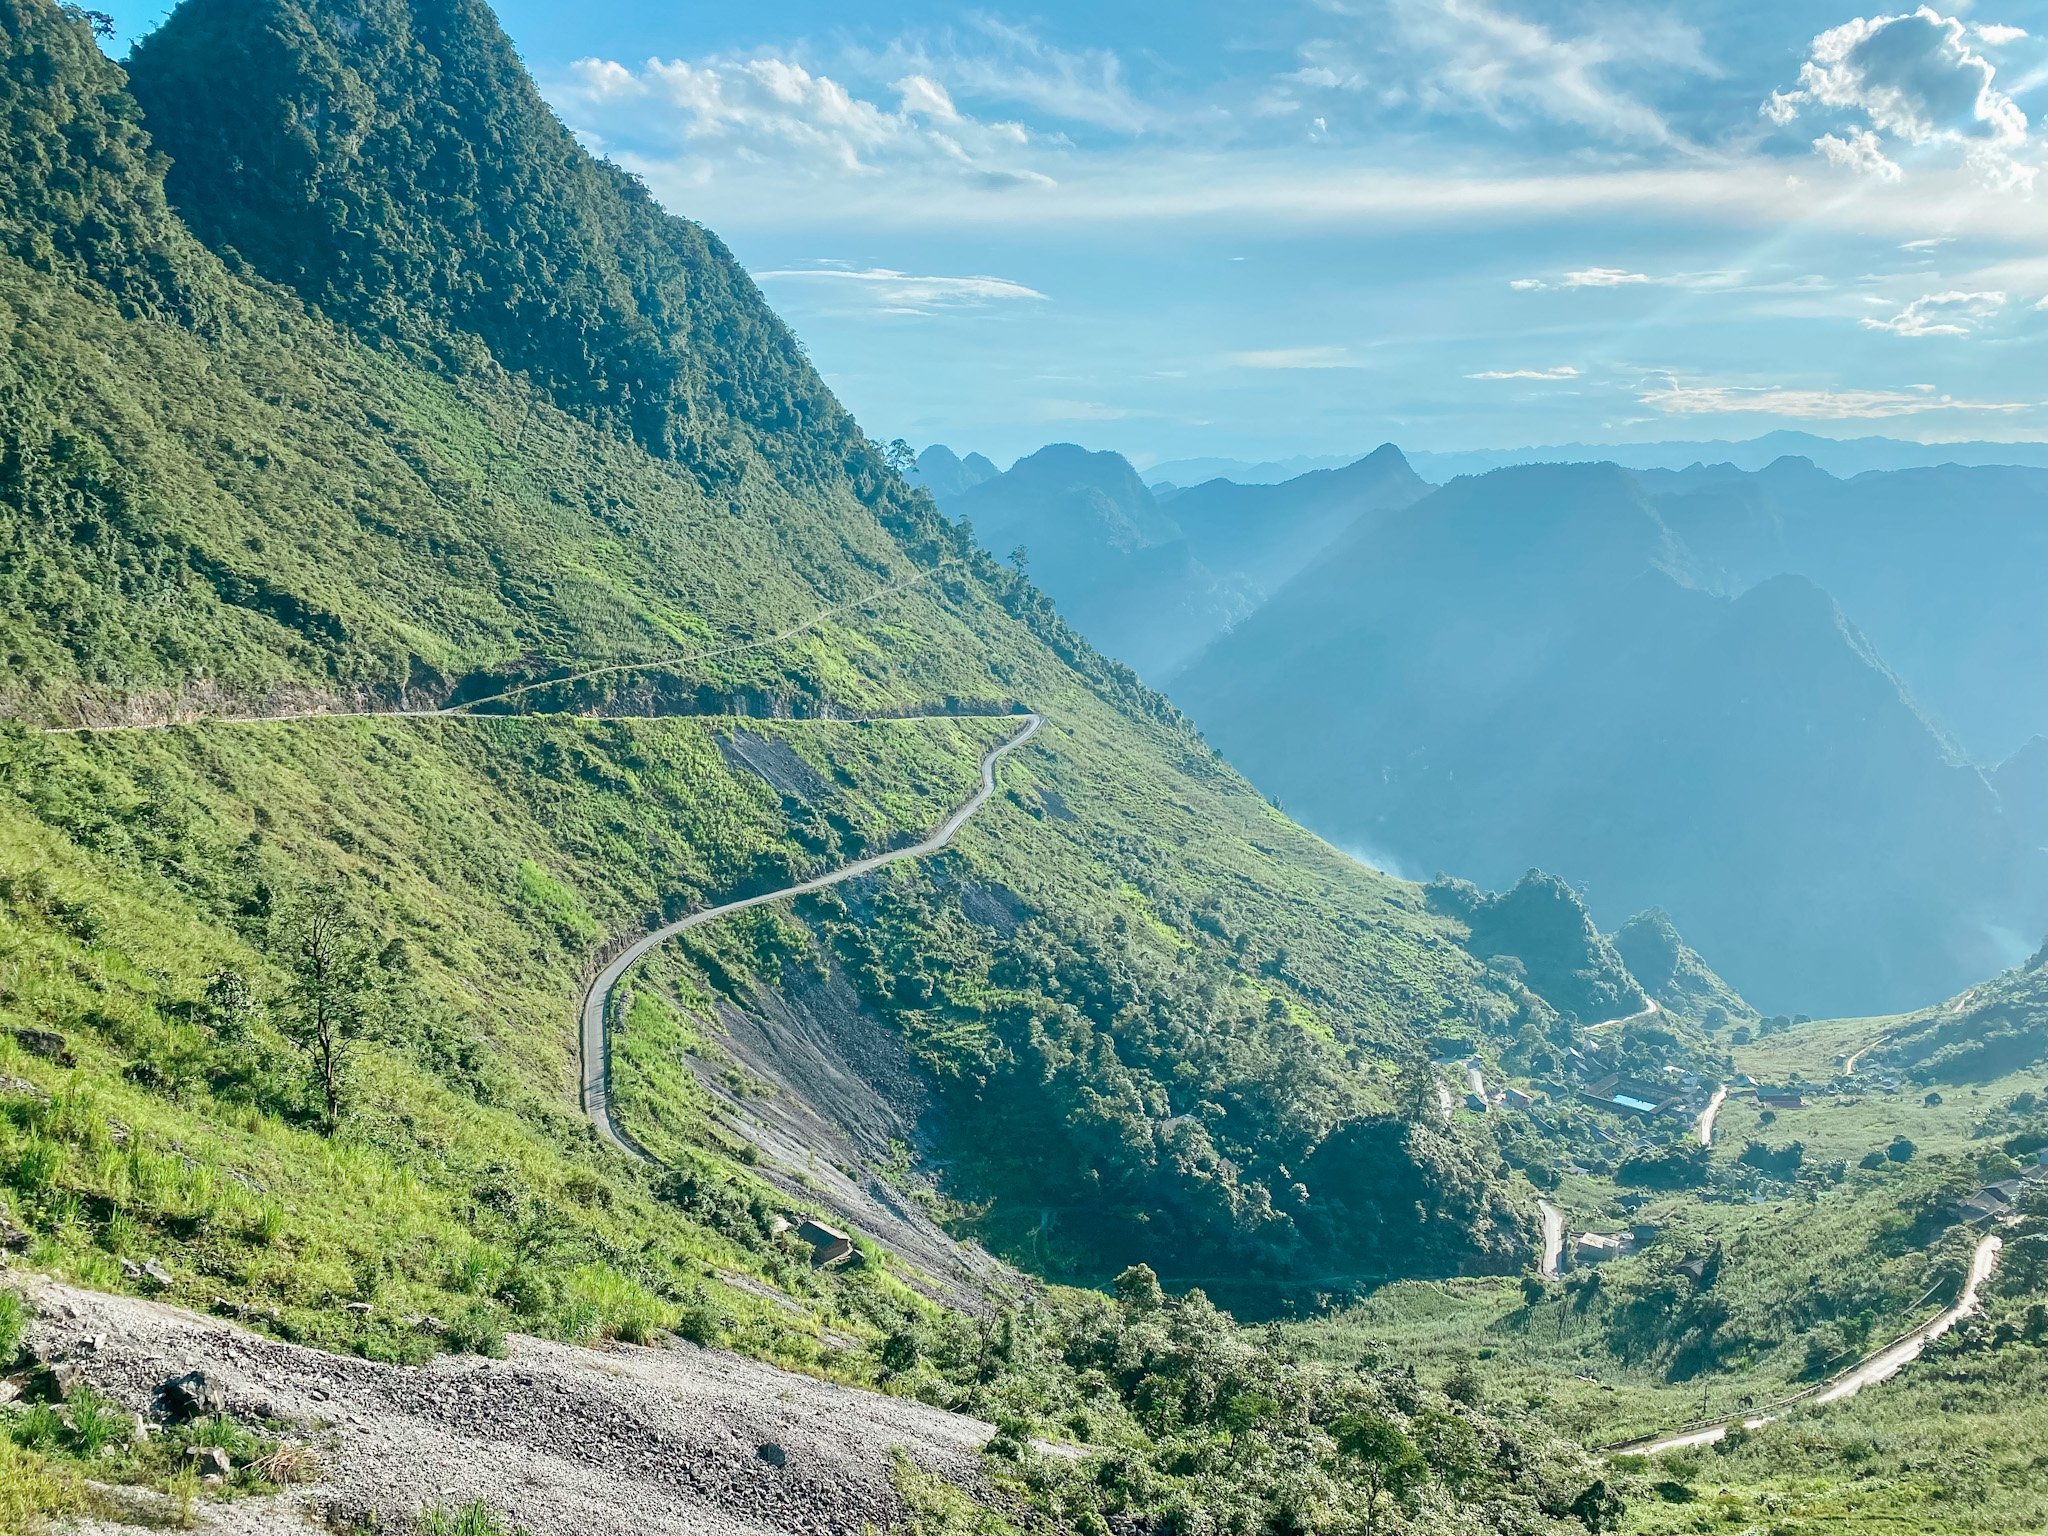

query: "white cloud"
left=1640, top=373, right=2028, bottom=418
left=1348, top=0, right=1714, bottom=147
left=558, top=52, right=1052, bottom=190
left=895, top=74, right=961, bottom=122
left=1973, top=24, right=2029, bottom=46
left=755, top=266, right=1049, bottom=314
left=1900, top=235, right=1952, bottom=249
left=1225, top=346, right=1361, bottom=369
left=1766, top=8, right=2034, bottom=189
left=1509, top=277, right=1548, bottom=290
left=1467, top=365, right=1580, bottom=380
left=1563, top=267, right=1652, bottom=287
left=849, top=18, right=1155, bottom=134
left=1860, top=287, right=2007, bottom=335
left=1814, top=126, right=1903, bottom=180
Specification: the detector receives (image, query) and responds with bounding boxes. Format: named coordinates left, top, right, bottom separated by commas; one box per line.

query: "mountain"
left=1147, top=450, right=1357, bottom=487
left=1611, top=908, right=1758, bottom=1031
left=943, top=443, right=1253, bottom=679
left=1173, top=462, right=2048, bottom=1015
left=0, top=0, right=1630, bottom=1339
left=1641, top=458, right=2048, bottom=763
left=907, top=443, right=997, bottom=501
left=2001, top=738, right=2048, bottom=850
left=1407, top=430, right=2048, bottom=482
left=942, top=443, right=1431, bottom=681
left=1160, top=443, right=1431, bottom=596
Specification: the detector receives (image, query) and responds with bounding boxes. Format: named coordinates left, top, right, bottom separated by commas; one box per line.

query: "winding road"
left=1696, top=1084, right=1729, bottom=1148
left=578, top=713, right=1043, bottom=1157
left=1614, top=1231, right=2004, bottom=1456
left=1585, top=997, right=1661, bottom=1035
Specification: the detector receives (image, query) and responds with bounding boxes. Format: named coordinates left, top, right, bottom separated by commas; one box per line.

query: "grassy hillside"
left=0, top=0, right=1609, bottom=1312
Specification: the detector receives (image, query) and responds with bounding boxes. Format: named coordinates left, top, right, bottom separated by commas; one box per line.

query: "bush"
left=444, top=1305, right=508, bottom=1359
left=0, top=1293, right=24, bottom=1364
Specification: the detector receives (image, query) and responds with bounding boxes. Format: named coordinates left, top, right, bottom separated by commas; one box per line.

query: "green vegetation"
left=9, top=0, right=2043, bottom=1528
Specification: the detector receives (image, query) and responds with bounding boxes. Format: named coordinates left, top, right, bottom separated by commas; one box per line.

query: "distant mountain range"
left=928, top=436, right=2048, bottom=1017
left=1173, top=458, right=2048, bottom=1015
left=1143, top=430, right=2048, bottom=488
left=922, top=441, right=1428, bottom=680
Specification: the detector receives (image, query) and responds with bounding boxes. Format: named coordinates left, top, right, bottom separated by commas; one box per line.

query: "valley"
left=0, top=0, right=2044, bottom=1533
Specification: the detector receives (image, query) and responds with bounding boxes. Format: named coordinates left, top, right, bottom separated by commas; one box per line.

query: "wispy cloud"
left=1860, top=288, right=2007, bottom=337
left=1308, top=0, right=1715, bottom=148
left=1640, top=373, right=2029, bottom=419
left=755, top=265, right=1049, bottom=314
left=1468, top=365, right=1580, bottom=380
left=557, top=51, right=1053, bottom=190
left=1226, top=346, right=1362, bottom=369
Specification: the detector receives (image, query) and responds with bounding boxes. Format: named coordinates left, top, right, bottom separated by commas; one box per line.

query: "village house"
left=1579, top=1073, right=1683, bottom=1119
left=1755, top=1087, right=1806, bottom=1110
left=796, top=1218, right=855, bottom=1266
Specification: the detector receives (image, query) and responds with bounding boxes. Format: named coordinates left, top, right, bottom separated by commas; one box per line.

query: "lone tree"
left=884, top=437, right=917, bottom=477
left=276, top=890, right=375, bottom=1135
left=1333, top=1411, right=1426, bottom=1535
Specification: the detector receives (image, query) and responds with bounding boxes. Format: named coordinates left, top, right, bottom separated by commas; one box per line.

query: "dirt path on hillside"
left=1696, top=1084, right=1729, bottom=1148
left=1613, top=1231, right=2004, bottom=1456
left=21, top=1276, right=994, bottom=1536
left=579, top=714, right=1041, bottom=1160
left=1538, top=1200, right=1565, bottom=1279
left=36, top=564, right=952, bottom=734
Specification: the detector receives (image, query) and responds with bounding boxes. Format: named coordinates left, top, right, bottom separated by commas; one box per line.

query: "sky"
left=113, top=1, right=2048, bottom=466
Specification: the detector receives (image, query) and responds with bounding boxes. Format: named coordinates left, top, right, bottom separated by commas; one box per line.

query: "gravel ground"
left=22, top=1275, right=997, bottom=1535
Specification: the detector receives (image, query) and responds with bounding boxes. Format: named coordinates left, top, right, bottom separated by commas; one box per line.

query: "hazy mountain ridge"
left=932, top=440, right=1432, bottom=680
left=1174, top=460, right=2048, bottom=1015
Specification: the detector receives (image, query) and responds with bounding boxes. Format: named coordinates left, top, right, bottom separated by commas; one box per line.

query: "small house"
left=1755, top=1088, right=1806, bottom=1110
left=1501, top=1086, right=1535, bottom=1111
left=796, top=1218, right=855, bottom=1266
left=1573, top=1232, right=1634, bottom=1265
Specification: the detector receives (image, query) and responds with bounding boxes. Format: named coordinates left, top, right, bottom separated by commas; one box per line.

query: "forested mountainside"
left=0, top=0, right=1701, bottom=1344
left=1174, top=461, right=2048, bottom=1017
left=1610, top=908, right=1759, bottom=1032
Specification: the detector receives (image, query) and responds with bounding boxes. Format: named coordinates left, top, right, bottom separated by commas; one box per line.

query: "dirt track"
left=23, top=1275, right=994, bottom=1535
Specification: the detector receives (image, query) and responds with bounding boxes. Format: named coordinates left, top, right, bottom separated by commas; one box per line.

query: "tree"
left=1113, top=1263, right=1165, bottom=1313
left=1568, top=1477, right=1625, bottom=1533
left=1333, top=1412, right=1426, bottom=1535
left=1887, top=1135, right=1917, bottom=1164
left=275, top=891, right=376, bottom=1135
left=1008, top=544, right=1030, bottom=575
left=884, top=437, right=917, bottom=476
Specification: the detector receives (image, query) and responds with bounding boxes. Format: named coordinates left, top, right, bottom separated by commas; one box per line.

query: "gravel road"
left=23, top=1275, right=994, bottom=1536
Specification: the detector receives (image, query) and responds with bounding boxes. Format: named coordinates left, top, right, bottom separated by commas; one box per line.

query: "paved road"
left=579, top=713, right=1043, bottom=1156
left=1585, top=998, right=1661, bottom=1034
left=1538, top=1199, right=1565, bottom=1279
left=1614, top=1231, right=2004, bottom=1456
left=36, top=565, right=950, bottom=736
left=1696, top=1084, right=1729, bottom=1148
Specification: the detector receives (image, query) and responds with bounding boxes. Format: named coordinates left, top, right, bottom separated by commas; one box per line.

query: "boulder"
left=11, top=1029, right=74, bottom=1067
left=755, top=1442, right=788, bottom=1468
left=160, top=1370, right=228, bottom=1422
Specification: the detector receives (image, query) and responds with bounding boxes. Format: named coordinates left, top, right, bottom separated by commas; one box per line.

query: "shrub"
left=444, top=1305, right=508, bottom=1359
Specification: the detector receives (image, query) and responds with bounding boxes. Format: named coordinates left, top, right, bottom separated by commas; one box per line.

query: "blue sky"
left=115, top=2, right=2048, bottom=465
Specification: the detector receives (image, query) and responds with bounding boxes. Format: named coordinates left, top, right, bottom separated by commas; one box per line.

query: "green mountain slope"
left=1612, top=907, right=1758, bottom=1031
left=0, top=0, right=1612, bottom=1325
